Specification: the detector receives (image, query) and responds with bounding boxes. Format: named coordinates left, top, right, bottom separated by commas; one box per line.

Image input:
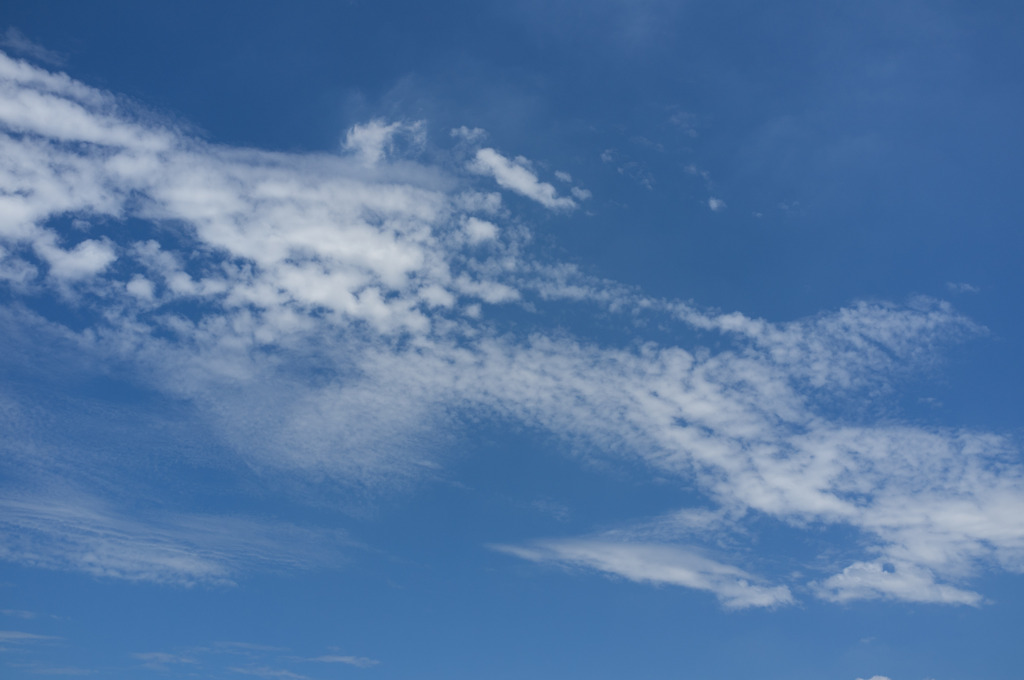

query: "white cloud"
left=450, top=125, right=487, bottom=143
left=0, top=630, right=59, bottom=642
left=343, top=119, right=402, bottom=165
left=0, top=243, right=37, bottom=286
left=813, top=559, right=983, bottom=606
left=571, top=186, right=592, bottom=201
left=669, top=109, right=699, bottom=138
left=125, top=274, right=155, bottom=300
left=34, top=235, right=116, bottom=281
left=230, top=667, right=310, bottom=680
left=0, top=494, right=349, bottom=586
left=1, top=609, right=40, bottom=620
left=470, top=147, right=577, bottom=210
left=9, top=666, right=93, bottom=676
left=493, top=540, right=794, bottom=609
left=1, top=51, right=1023, bottom=607
left=310, top=655, right=379, bottom=667
left=708, top=197, right=726, bottom=211
left=463, top=216, right=499, bottom=244
left=215, top=642, right=289, bottom=654
left=0, top=29, right=64, bottom=67
left=946, top=281, right=979, bottom=293
left=133, top=652, right=197, bottom=666
left=601, top=147, right=655, bottom=189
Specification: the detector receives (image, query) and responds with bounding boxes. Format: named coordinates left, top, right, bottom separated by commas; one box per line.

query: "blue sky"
left=1, top=2, right=1023, bottom=678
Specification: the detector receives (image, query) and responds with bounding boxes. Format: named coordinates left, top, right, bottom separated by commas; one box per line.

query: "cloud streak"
left=0, top=29, right=64, bottom=67
left=0, top=494, right=348, bottom=586
left=493, top=540, right=794, bottom=609
left=310, top=655, right=379, bottom=667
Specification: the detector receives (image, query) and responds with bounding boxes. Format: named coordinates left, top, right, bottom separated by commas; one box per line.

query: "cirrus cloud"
left=1, top=50, right=1022, bottom=608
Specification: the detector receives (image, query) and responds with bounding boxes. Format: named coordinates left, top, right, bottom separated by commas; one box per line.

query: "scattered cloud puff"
left=571, top=186, right=592, bottom=201
left=463, top=216, right=499, bottom=244
left=344, top=118, right=424, bottom=166
left=601, top=147, right=654, bottom=189
left=708, top=197, right=726, bottom=211
left=470, top=147, right=581, bottom=210
left=946, top=282, right=979, bottom=294
left=669, top=109, right=700, bottom=138
left=684, top=163, right=708, bottom=179
left=450, top=125, right=487, bottom=143
left=1, top=51, right=1023, bottom=607
left=343, top=119, right=402, bottom=164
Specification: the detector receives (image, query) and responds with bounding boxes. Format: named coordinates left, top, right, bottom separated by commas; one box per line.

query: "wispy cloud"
left=0, top=494, right=348, bottom=586
left=13, top=667, right=93, bottom=676
left=230, top=667, right=310, bottom=680
left=493, top=540, right=793, bottom=609
left=132, top=651, right=198, bottom=668
left=128, top=641, right=378, bottom=678
left=0, top=630, right=59, bottom=642
left=0, top=29, right=64, bottom=67
left=601, top=147, right=654, bottom=189
left=214, top=642, right=290, bottom=655
left=1, top=51, right=1022, bottom=607
left=343, top=118, right=424, bottom=166
left=2, top=609, right=40, bottom=620
left=310, top=655, right=379, bottom=668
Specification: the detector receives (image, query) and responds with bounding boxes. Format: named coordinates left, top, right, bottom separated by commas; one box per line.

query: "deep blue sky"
left=1, top=2, right=1023, bottom=679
